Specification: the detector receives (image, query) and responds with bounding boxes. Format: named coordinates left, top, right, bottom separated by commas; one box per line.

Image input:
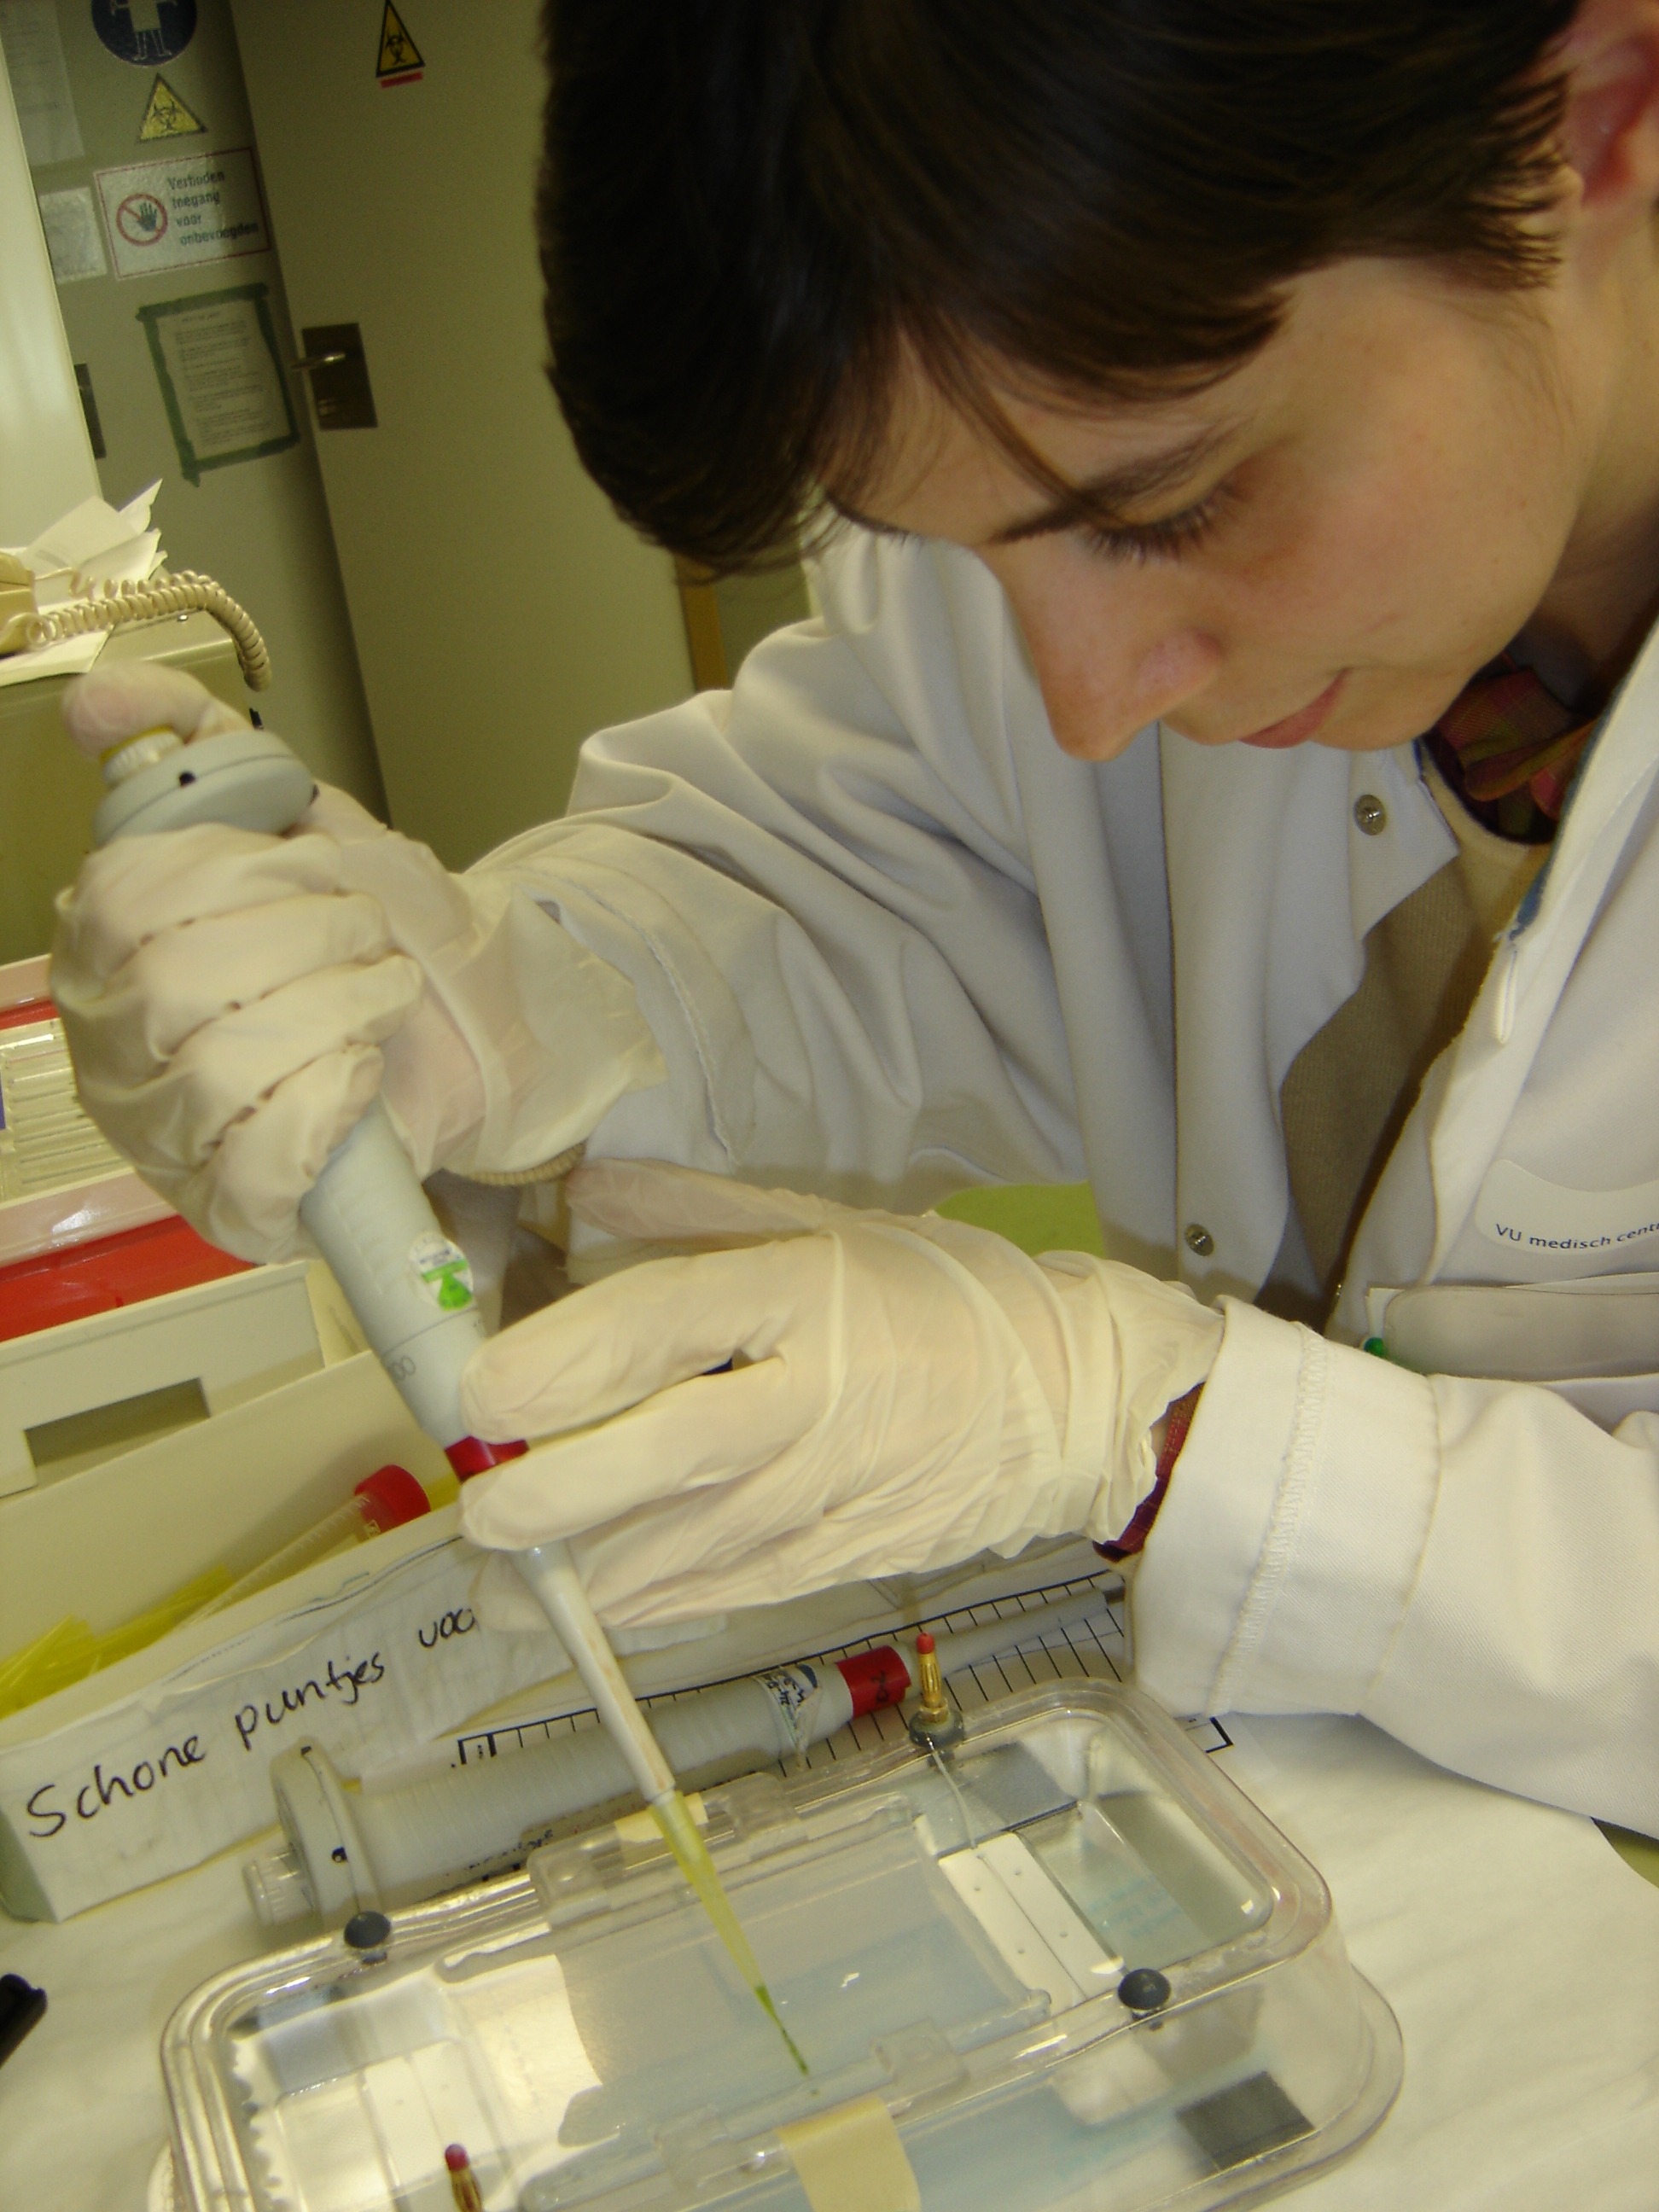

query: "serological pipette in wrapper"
left=72, top=710, right=806, bottom=2071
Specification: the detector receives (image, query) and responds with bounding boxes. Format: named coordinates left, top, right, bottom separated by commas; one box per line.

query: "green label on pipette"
left=407, top=1231, right=474, bottom=1312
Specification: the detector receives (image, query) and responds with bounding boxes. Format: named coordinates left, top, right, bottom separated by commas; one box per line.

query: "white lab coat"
left=475, top=532, right=1659, bottom=1834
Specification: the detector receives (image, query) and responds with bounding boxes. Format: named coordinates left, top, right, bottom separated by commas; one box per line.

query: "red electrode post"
left=444, top=2144, right=484, bottom=2212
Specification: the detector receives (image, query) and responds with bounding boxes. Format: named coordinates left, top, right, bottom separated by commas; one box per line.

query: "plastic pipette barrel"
left=189, top=1464, right=431, bottom=1623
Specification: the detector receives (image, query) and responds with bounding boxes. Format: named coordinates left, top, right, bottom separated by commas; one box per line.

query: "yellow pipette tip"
left=651, top=1790, right=809, bottom=2075
left=754, top=1982, right=810, bottom=2077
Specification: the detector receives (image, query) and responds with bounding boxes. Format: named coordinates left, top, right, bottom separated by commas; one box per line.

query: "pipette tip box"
left=161, top=1682, right=1400, bottom=2212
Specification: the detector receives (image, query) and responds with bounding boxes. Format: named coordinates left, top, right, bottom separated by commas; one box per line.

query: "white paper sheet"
left=0, top=0, right=84, bottom=167
left=37, top=184, right=107, bottom=283
left=0, top=486, right=166, bottom=689
left=0, top=1522, right=575, bottom=1919
left=20, top=483, right=160, bottom=573
left=1212, top=1716, right=1659, bottom=2210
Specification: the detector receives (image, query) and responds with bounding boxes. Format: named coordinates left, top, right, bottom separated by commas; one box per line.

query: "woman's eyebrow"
left=989, top=425, right=1237, bottom=543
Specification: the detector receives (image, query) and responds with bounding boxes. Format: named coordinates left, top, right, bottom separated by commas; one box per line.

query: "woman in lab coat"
left=53, top=0, right=1659, bottom=1835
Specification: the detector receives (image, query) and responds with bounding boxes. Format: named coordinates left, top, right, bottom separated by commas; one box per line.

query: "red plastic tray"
left=0, top=1215, right=250, bottom=1345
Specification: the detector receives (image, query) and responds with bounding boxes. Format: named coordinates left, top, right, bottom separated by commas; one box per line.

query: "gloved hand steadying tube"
left=49, top=665, right=664, bottom=1260
left=459, top=1160, right=1223, bottom=1628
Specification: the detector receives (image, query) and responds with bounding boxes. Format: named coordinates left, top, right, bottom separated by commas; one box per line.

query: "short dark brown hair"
left=539, top=2, right=1580, bottom=570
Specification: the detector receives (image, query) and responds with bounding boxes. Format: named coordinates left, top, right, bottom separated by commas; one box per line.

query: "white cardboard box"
left=0, top=1352, right=577, bottom=1920
left=0, top=1257, right=323, bottom=1495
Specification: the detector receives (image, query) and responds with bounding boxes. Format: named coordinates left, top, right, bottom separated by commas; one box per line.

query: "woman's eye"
left=1079, top=481, right=1237, bottom=565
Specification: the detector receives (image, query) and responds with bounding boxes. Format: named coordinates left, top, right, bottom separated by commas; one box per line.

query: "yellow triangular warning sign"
left=377, top=2, right=424, bottom=81
left=137, top=73, right=205, bottom=143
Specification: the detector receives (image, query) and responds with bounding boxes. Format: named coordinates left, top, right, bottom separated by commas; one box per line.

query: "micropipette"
left=75, top=713, right=804, bottom=2069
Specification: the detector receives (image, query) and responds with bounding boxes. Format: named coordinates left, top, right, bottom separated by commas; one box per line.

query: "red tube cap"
left=353, top=1464, right=431, bottom=1532
left=914, top=1630, right=936, bottom=1655
left=836, top=1645, right=911, bottom=1716
left=445, top=1435, right=529, bottom=1479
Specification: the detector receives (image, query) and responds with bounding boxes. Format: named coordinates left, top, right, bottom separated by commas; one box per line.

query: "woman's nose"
left=1024, top=614, right=1224, bottom=760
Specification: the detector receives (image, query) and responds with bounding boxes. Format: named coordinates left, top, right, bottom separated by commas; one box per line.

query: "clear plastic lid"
left=163, top=1684, right=1400, bottom=2212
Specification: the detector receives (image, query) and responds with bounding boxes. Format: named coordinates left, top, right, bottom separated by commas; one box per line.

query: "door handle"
left=293, top=323, right=377, bottom=430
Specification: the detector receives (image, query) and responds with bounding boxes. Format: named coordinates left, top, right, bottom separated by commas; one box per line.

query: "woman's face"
left=848, top=252, right=1652, bottom=761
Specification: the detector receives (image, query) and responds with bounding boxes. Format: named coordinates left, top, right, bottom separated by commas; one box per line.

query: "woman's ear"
left=1555, top=0, right=1659, bottom=220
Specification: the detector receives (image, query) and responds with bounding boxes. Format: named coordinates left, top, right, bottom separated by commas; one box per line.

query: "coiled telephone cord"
left=26, top=568, right=272, bottom=690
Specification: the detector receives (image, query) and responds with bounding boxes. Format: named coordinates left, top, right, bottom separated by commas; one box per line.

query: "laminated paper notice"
left=0, top=1529, right=570, bottom=1921
left=137, top=283, right=298, bottom=483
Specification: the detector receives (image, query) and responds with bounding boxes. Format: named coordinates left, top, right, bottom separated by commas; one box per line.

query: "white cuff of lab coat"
left=1132, top=1299, right=1440, bottom=1719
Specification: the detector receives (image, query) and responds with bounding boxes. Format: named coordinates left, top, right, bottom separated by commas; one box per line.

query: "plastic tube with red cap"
left=248, top=1643, right=914, bottom=1923
left=242, top=1586, right=1113, bottom=1924
left=188, top=1464, right=432, bottom=1624
left=444, top=2144, right=484, bottom=2212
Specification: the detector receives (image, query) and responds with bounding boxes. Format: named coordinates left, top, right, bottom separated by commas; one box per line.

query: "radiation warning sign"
left=376, top=2, right=423, bottom=86
left=138, top=74, right=205, bottom=143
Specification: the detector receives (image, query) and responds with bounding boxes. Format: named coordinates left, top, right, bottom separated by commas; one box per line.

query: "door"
left=230, top=0, right=696, bottom=868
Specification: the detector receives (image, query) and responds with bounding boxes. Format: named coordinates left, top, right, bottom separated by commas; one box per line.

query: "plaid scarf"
left=1423, top=654, right=1599, bottom=842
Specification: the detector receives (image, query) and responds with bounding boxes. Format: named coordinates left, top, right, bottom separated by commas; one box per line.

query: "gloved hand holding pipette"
left=459, top=1159, right=1221, bottom=1629
left=52, top=663, right=1221, bottom=1630
left=50, top=665, right=663, bottom=1260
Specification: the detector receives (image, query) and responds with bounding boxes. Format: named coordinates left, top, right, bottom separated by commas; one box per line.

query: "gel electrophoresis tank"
left=163, top=1684, right=1402, bottom=2212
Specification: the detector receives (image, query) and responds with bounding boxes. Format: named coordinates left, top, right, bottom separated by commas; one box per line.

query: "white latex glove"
left=460, top=1160, right=1221, bottom=1629
left=50, top=665, right=664, bottom=1260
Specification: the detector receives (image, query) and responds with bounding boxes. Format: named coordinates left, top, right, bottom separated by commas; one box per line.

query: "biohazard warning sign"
left=138, top=74, right=206, bottom=143
left=376, top=2, right=423, bottom=86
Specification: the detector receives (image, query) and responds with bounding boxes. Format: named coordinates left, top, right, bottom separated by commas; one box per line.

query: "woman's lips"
left=1236, top=672, right=1347, bottom=749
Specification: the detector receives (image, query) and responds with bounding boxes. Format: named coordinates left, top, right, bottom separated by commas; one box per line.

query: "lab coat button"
left=1353, top=793, right=1388, bottom=835
left=1184, top=1223, right=1215, bottom=1257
